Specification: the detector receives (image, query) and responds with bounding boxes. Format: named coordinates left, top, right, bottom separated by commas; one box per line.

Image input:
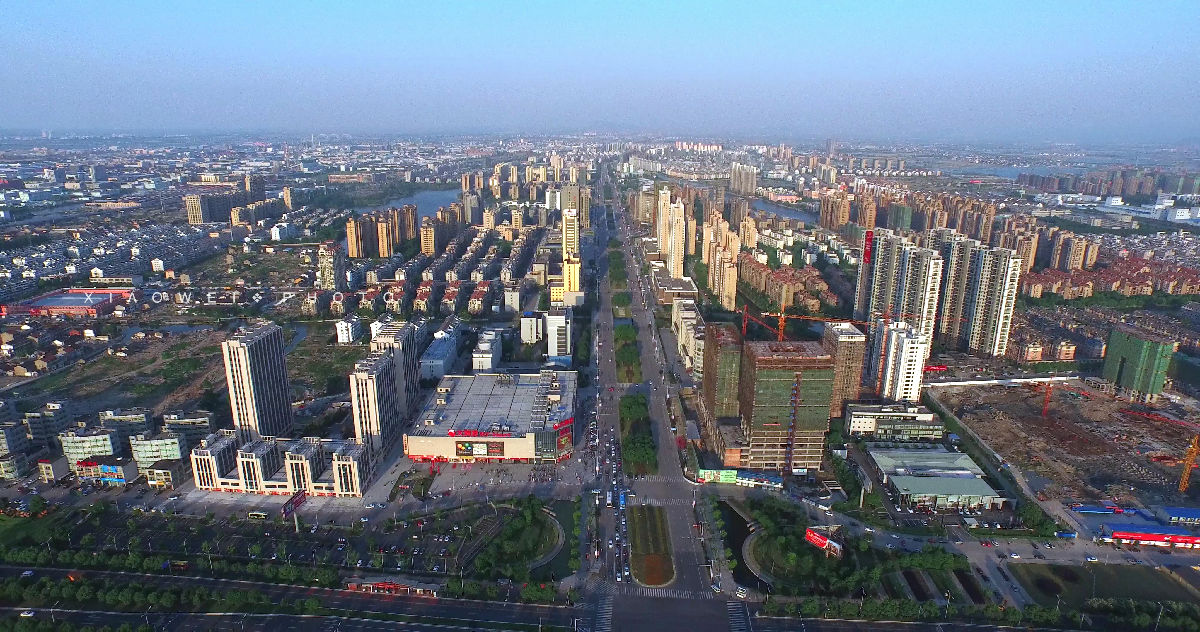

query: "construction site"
left=931, top=380, right=1200, bottom=507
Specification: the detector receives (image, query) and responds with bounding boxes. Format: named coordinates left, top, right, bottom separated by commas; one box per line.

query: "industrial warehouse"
left=403, top=370, right=577, bottom=464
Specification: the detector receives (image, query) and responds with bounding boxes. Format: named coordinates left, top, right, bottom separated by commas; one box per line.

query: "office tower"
left=579, top=186, right=591, bottom=230
left=729, top=162, right=759, bottom=196
left=738, top=341, right=834, bottom=475
left=819, top=192, right=851, bottom=231
left=88, top=165, right=108, bottom=183
left=420, top=218, right=440, bottom=256
left=349, top=350, right=401, bottom=461
left=855, top=195, right=877, bottom=230
left=316, top=242, right=346, bottom=291
left=822, top=322, right=867, bottom=418
left=563, top=207, right=581, bottom=259
left=1102, top=327, right=1175, bottom=402
left=872, top=322, right=928, bottom=402
left=376, top=218, right=395, bottom=258
left=483, top=208, right=496, bottom=230
left=462, top=192, right=480, bottom=225
left=371, top=322, right=422, bottom=420
left=244, top=174, right=265, bottom=202
left=399, top=205, right=418, bottom=241
left=563, top=257, right=582, bottom=293
left=282, top=186, right=295, bottom=211
left=854, top=230, right=943, bottom=347
left=702, top=323, right=742, bottom=421
left=666, top=199, right=686, bottom=278
left=222, top=322, right=293, bottom=441
left=545, top=309, right=573, bottom=359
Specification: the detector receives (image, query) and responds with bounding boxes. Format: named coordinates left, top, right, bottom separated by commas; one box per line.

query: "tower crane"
left=1180, top=435, right=1200, bottom=494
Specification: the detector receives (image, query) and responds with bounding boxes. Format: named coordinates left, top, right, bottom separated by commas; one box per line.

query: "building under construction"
left=731, top=341, right=834, bottom=476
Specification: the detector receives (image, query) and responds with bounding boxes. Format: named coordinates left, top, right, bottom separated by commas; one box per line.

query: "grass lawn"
left=612, top=306, right=632, bottom=319
left=1011, top=563, right=1196, bottom=608
left=627, top=505, right=674, bottom=587
left=926, top=568, right=968, bottom=604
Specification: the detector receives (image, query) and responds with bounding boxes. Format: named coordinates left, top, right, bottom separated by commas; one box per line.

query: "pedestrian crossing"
left=593, top=583, right=715, bottom=599
left=727, top=601, right=752, bottom=632
left=594, top=596, right=613, bottom=632
left=637, top=497, right=694, bottom=506
left=638, top=475, right=683, bottom=483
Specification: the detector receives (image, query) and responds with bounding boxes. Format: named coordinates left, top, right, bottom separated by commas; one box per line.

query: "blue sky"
left=3, top=1, right=1199, bottom=142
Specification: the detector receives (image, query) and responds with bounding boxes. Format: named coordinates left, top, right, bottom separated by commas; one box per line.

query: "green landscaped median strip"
left=319, top=608, right=570, bottom=631
left=628, top=505, right=674, bottom=587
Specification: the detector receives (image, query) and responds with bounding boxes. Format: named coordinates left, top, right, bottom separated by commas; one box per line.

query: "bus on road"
left=248, top=511, right=268, bottom=520
left=606, top=491, right=613, bottom=508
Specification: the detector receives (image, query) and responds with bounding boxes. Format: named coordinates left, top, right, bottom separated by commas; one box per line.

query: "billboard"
left=697, top=469, right=738, bottom=484
left=281, top=489, right=307, bottom=518
left=805, top=528, right=844, bottom=558
left=863, top=230, right=874, bottom=265
left=455, top=441, right=504, bottom=458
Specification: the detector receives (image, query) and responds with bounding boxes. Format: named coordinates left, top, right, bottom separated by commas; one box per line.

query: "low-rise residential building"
left=76, top=455, right=139, bottom=487
left=60, top=428, right=122, bottom=471
left=130, top=432, right=187, bottom=470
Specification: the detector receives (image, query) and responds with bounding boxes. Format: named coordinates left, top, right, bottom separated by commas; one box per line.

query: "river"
left=751, top=198, right=818, bottom=225
left=352, top=188, right=461, bottom=220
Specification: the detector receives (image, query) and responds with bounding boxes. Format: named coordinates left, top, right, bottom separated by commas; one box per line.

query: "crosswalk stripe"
left=727, top=601, right=753, bottom=632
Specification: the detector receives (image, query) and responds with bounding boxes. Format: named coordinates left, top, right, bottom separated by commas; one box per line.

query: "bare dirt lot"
left=935, top=381, right=1198, bottom=506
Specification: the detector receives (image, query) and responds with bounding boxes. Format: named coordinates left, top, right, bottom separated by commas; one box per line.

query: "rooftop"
left=869, top=446, right=985, bottom=478
left=890, top=475, right=1001, bottom=498
left=412, top=371, right=577, bottom=438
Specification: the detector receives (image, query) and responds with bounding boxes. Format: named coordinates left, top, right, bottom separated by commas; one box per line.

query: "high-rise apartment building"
left=738, top=341, right=834, bottom=475
left=822, top=322, right=867, bottom=418
left=222, top=322, right=293, bottom=441
left=346, top=216, right=372, bottom=258
left=316, top=242, right=346, bottom=291
left=398, top=205, right=418, bottom=241
left=819, top=192, right=852, bottom=231
left=929, top=229, right=1022, bottom=357
left=871, top=322, right=928, bottom=403
left=702, top=209, right=741, bottom=311
left=244, top=174, right=265, bottom=202
left=729, top=162, right=759, bottom=196
left=563, top=258, right=582, bottom=294
left=420, top=218, right=441, bottom=256
left=462, top=192, right=480, bottom=225
left=350, top=350, right=402, bottom=461
left=655, top=184, right=671, bottom=246
left=282, top=187, right=295, bottom=211
left=482, top=208, right=496, bottom=230
left=666, top=199, right=686, bottom=278
left=855, top=195, right=877, bottom=230
left=854, top=230, right=943, bottom=347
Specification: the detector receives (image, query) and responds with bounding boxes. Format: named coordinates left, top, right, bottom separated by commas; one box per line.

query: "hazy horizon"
left=4, top=1, right=1199, bottom=144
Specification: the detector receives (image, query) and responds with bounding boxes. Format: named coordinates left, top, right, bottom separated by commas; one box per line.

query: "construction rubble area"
left=932, top=380, right=1200, bottom=508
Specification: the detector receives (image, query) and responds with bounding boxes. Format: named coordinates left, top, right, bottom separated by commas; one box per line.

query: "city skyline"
left=3, top=1, right=1199, bottom=143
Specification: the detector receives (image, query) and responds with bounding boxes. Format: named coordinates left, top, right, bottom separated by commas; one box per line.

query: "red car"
left=608, top=387, right=614, bottom=392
